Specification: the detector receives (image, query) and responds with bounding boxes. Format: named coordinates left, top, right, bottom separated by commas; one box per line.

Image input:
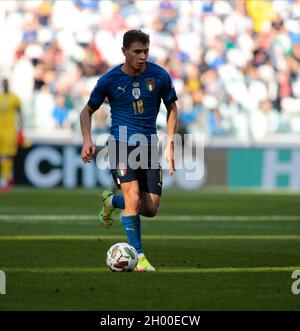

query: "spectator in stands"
left=52, top=94, right=71, bottom=128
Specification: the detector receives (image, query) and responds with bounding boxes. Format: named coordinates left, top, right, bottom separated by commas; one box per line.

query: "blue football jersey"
left=87, top=62, right=178, bottom=145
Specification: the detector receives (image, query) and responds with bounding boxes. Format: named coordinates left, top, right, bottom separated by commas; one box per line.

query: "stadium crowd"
left=1, top=0, right=300, bottom=143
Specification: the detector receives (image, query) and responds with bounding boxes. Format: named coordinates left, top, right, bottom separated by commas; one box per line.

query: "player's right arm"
left=80, top=76, right=108, bottom=163
left=80, top=104, right=97, bottom=163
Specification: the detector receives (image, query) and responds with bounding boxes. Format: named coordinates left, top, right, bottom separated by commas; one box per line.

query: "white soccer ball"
left=106, top=242, right=138, bottom=272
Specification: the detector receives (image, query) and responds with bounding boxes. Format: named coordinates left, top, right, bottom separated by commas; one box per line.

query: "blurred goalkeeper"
left=0, top=78, right=23, bottom=191
left=80, top=29, right=178, bottom=272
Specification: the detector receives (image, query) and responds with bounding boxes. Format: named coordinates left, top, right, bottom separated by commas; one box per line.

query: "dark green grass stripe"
left=3, top=266, right=300, bottom=273
left=1, top=235, right=300, bottom=240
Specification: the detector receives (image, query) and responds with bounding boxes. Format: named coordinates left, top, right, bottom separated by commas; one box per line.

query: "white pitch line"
left=0, top=235, right=300, bottom=240
left=2, top=266, right=300, bottom=274
left=0, top=214, right=300, bottom=224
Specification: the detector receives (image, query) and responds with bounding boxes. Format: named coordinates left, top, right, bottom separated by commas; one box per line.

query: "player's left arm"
left=165, top=101, right=178, bottom=176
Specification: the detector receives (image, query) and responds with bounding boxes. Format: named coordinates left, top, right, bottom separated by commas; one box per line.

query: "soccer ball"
left=106, top=242, right=138, bottom=272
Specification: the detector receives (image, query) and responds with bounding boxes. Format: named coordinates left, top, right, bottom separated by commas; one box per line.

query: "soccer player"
left=0, top=78, right=23, bottom=191
left=80, top=30, right=178, bottom=271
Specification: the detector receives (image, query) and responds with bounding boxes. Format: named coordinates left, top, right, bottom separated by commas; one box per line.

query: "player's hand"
left=81, top=141, right=96, bottom=163
left=163, top=141, right=175, bottom=176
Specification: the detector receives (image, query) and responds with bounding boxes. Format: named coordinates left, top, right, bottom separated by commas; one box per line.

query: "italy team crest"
left=117, top=162, right=127, bottom=177
left=145, top=78, right=155, bottom=92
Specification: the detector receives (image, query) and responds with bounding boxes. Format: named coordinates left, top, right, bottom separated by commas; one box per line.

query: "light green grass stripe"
left=8, top=187, right=300, bottom=195
left=0, top=214, right=300, bottom=223
left=2, top=266, right=300, bottom=274
left=1, top=235, right=300, bottom=241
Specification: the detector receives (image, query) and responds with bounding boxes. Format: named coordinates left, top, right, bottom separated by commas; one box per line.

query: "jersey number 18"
left=132, top=99, right=144, bottom=114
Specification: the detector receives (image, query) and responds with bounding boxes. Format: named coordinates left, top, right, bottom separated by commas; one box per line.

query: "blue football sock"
left=122, top=215, right=142, bottom=254
left=111, top=195, right=125, bottom=209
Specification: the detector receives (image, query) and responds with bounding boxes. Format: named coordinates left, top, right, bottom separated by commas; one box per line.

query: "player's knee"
left=146, top=208, right=157, bottom=217
left=144, top=204, right=159, bottom=217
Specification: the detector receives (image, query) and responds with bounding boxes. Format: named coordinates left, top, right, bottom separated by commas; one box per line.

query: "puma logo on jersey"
left=118, top=86, right=126, bottom=93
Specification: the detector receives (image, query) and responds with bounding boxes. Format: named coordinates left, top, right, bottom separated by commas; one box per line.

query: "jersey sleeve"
left=87, top=76, right=108, bottom=110
left=161, top=71, right=178, bottom=107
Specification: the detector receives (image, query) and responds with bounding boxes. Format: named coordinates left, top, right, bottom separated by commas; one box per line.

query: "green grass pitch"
left=0, top=188, right=300, bottom=311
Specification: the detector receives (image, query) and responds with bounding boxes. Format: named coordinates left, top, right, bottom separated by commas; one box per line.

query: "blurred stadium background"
left=1, top=0, right=300, bottom=190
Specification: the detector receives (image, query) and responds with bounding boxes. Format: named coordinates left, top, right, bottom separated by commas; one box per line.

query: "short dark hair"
left=123, top=30, right=150, bottom=49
